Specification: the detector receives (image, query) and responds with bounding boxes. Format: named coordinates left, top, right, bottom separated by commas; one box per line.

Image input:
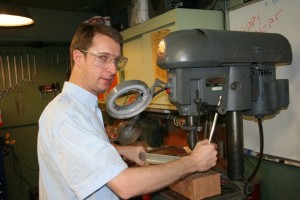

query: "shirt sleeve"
left=52, top=115, right=128, bottom=200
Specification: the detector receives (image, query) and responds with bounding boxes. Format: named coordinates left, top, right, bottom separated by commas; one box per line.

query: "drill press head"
left=156, top=29, right=292, bottom=117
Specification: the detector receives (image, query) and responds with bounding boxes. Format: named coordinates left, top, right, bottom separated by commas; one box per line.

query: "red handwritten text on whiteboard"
left=233, top=8, right=283, bottom=32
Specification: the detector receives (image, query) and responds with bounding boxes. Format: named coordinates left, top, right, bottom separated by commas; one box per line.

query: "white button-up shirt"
left=38, top=82, right=127, bottom=200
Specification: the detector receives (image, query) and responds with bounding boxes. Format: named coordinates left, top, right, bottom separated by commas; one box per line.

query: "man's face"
left=80, top=34, right=121, bottom=95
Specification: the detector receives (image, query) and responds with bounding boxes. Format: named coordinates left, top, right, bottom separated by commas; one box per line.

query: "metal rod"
left=226, top=111, right=245, bottom=181
left=186, top=116, right=197, bottom=150
left=208, top=96, right=222, bottom=143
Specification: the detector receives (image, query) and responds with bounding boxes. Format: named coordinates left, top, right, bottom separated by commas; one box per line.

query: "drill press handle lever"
left=200, top=102, right=227, bottom=115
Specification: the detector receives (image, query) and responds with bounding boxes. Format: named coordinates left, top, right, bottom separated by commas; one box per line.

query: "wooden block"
left=169, top=170, right=221, bottom=200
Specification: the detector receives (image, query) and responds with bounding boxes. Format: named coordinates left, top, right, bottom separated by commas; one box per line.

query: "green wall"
left=245, top=156, right=300, bottom=200
left=0, top=45, right=68, bottom=200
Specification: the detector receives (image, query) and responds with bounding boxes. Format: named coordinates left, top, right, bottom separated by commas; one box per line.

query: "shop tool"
left=106, top=29, right=292, bottom=199
left=20, top=54, right=26, bottom=82
left=26, top=53, right=33, bottom=83
left=156, top=29, right=292, bottom=199
left=6, top=54, right=14, bottom=91
left=0, top=55, right=8, bottom=97
left=13, top=54, right=20, bottom=90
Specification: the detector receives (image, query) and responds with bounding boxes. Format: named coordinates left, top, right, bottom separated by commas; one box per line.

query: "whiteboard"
left=229, top=0, right=300, bottom=161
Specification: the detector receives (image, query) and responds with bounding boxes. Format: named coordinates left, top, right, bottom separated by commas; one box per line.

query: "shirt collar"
left=62, top=82, right=99, bottom=112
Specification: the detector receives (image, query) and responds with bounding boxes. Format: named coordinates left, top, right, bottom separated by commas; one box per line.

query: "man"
left=37, top=18, right=218, bottom=200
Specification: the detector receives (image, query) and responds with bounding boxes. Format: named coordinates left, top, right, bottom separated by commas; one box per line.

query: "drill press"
left=156, top=29, right=292, bottom=199
left=106, top=28, right=292, bottom=199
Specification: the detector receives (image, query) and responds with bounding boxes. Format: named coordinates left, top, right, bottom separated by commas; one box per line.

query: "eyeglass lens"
left=89, top=52, right=127, bottom=70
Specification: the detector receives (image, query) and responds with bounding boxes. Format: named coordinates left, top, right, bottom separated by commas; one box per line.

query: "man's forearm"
left=108, top=156, right=196, bottom=199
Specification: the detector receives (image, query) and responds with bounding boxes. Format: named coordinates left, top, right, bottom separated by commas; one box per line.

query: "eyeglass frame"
left=79, top=49, right=128, bottom=70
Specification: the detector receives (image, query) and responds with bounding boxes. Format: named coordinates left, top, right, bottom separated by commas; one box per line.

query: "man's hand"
left=116, top=145, right=146, bottom=166
left=189, top=139, right=218, bottom=172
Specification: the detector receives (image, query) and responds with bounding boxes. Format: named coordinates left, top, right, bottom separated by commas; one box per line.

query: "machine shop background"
left=228, top=1, right=300, bottom=200
left=0, top=8, right=94, bottom=200
left=229, top=0, right=300, bottom=165
left=0, top=0, right=299, bottom=200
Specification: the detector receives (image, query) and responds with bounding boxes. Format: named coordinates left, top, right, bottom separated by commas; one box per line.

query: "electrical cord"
left=1, top=135, right=38, bottom=198
left=10, top=145, right=34, bottom=198
left=244, top=154, right=255, bottom=169
left=246, top=117, right=264, bottom=183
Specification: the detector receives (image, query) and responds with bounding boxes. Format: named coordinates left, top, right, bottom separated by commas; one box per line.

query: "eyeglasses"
left=80, top=50, right=128, bottom=70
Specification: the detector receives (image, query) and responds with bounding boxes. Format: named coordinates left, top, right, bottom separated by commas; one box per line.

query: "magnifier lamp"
left=106, top=79, right=167, bottom=145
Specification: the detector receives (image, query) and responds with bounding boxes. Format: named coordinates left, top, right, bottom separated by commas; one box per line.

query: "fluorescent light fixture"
left=0, top=1, right=34, bottom=27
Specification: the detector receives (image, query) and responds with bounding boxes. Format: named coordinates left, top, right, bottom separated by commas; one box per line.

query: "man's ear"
left=73, top=50, right=84, bottom=67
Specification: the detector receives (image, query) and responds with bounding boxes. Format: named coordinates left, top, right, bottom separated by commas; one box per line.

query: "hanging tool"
left=13, top=53, right=21, bottom=90
left=33, top=53, right=37, bottom=77
left=38, top=82, right=60, bottom=99
left=15, top=89, right=25, bottom=114
left=20, top=54, right=26, bottom=82
left=26, top=52, right=33, bottom=83
left=6, top=53, right=14, bottom=91
left=0, top=55, right=8, bottom=97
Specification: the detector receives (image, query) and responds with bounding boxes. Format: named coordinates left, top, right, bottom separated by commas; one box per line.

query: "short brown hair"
left=69, top=21, right=123, bottom=68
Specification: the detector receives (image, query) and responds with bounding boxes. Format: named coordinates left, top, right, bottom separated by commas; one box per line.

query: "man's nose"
left=106, top=61, right=117, bottom=74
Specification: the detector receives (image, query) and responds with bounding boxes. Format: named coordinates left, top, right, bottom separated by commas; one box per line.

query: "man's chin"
left=98, top=85, right=110, bottom=93
left=99, top=80, right=112, bottom=90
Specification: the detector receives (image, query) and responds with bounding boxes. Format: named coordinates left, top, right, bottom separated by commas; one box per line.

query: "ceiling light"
left=0, top=1, right=34, bottom=27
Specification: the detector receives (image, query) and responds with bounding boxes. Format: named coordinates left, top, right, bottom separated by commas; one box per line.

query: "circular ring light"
left=106, top=80, right=153, bottom=119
